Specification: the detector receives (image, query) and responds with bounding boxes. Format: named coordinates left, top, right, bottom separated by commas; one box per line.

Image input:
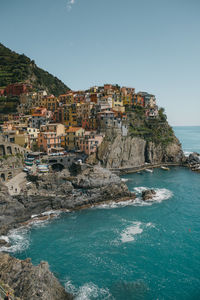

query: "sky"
left=0, top=0, right=200, bottom=125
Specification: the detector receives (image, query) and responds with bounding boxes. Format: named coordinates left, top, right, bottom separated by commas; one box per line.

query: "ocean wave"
left=0, top=228, right=29, bottom=253
left=133, top=187, right=173, bottom=205
left=93, top=199, right=136, bottom=209
left=134, top=186, right=148, bottom=194
left=120, top=222, right=155, bottom=243
left=0, top=210, right=66, bottom=253
left=31, top=209, right=65, bottom=219
left=65, top=280, right=111, bottom=300
left=94, top=187, right=173, bottom=210
left=41, top=209, right=67, bottom=216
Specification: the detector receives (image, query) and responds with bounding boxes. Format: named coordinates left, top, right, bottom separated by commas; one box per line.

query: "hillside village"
left=0, top=83, right=159, bottom=158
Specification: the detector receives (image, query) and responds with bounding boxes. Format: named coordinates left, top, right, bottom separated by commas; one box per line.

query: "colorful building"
left=46, top=95, right=58, bottom=111
left=78, top=131, right=104, bottom=155
left=29, top=107, right=49, bottom=128
left=27, top=127, right=40, bottom=149
left=58, top=92, right=74, bottom=105
left=38, top=132, right=62, bottom=154
left=40, top=123, right=65, bottom=136
left=64, top=127, right=85, bottom=150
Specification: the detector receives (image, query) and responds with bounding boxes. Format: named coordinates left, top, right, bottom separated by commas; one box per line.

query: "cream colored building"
left=15, top=133, right=29, bottom=148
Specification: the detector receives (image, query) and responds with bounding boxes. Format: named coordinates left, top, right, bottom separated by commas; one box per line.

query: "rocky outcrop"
left=0, top=253, right=72, bottom=300
left=142, top=189, right=156, bottom=201
left=145, top=137, right=184, bottom=164
left=72, top=165, right=122, bottom=188
left=187, top=152, right=200, bottom=164
left=187, top=152, right=200, bottom=172
left=96, top=133, right=184, bottom=168
left=0, top=183, right=25, bottom=235
left=0, top=165, right=132, bottom=236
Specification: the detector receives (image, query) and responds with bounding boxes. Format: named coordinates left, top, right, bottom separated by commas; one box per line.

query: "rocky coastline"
left=0, top=146, right=197, bottom=300
left=0, top=164, right=134, bottom=299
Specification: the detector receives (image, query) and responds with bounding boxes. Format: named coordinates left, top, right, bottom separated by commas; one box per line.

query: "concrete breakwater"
left=109, top=162, right=185, bottom=175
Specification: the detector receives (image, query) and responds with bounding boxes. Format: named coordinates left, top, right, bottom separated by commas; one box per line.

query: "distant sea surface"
left=173, top=126, right=200, bottom=155
left=4, top=126, right=200, bottom=300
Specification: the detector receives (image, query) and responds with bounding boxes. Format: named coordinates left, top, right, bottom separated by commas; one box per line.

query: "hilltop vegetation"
left=0, top=43, right=70, bottom=96
left=128, top=107, right=174, bottom=146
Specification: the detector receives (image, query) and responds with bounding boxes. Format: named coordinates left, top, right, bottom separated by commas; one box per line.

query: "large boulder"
left=72, top=165, right=122, bottom=188
left=0, top=253, right=72, bottom=300
left=142, top=189, right=156, bottom=201
left=187, top=152, right=200, bottom=164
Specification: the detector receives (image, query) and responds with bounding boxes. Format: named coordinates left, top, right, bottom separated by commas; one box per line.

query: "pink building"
left=38, top=131, right=62, bottom=154
left=78, top=131, right=104, bottom=155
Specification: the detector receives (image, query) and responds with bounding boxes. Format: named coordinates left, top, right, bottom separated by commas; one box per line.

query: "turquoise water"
left=173, top=126, right=200, bottom=155
left=7, top=127, right=200, bottom=299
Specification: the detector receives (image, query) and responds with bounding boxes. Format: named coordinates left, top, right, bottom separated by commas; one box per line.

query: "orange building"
left=38, top=132, right=62, bottom=154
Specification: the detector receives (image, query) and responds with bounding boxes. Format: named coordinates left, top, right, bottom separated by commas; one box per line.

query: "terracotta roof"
left=32, top=114, right=45, bottom=117
left=66, top=127, right=83, bottom=133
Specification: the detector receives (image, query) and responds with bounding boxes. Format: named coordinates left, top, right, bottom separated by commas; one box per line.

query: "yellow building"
left=62, top=104, right=77, bottom=127
left=122, top=94, right=132, bottom=106
left=58, top=93, right=74, bottom=105
left=46, top=95, right=58, bottom=111
left=112, top=93, right=125, bottom=112
left=63, top=127, right=85, bottom=150
left=15, top=133, right=29, bottom=148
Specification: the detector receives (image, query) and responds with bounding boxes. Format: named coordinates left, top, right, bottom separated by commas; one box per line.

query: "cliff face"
left=96, top=134, right=184, bottom=169
left=95, top=107, right=184, bottom=168
left=97, top=136, right=146, bottom=168
left=0, top=253, right=72, bottom=300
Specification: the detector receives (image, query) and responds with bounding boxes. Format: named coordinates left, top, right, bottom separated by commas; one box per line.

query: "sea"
left=1, top=126, right=200, bottom=300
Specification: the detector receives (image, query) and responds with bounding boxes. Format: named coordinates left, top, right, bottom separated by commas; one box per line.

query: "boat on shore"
left=145, top=168, right=153, bottom=173
left=161, top=166, right=170, bottom=171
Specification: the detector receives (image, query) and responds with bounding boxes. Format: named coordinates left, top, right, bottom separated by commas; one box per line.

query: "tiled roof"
left=66, top=127, right=83, bottom=133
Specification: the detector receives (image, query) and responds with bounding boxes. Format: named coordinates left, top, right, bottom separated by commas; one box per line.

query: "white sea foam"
left=134, top=186, right=148, bottom=194
left=152, top=188, right=173, bottom=202
left=94, top=187, right=172, bottom=210
left=184, top=151, right=192, bottom=157
left=65, top=280, right=77, bottom=295
left=120, top=222, right=155, bottom=243
left=76, top=283, right=110, bottom=300
left=94, top=198, right=137, bottom=209
left=120, top=222, right=143, bottom=243
left=0, top=210, right=66, bottom=253
left=65, top=280, right=111, bottom=300
left=0, top=235, right=9, bottom=243
left=121, top=178, right=129, bottom=182
left=31, top=214, right=38, bottom=218
left=0, top=228, right=29, bottom=253
left=41, top=209, right=65, bottom=216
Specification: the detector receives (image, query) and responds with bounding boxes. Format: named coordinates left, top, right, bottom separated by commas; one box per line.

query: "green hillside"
left=0, top=43, right=70, bottom=96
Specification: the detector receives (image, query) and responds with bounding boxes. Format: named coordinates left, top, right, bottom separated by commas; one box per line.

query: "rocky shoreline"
left=0, top=164, right=135, bottom=299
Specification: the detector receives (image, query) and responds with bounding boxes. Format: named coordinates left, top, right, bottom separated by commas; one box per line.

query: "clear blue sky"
left=1, top=0, right=200, bottom=125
